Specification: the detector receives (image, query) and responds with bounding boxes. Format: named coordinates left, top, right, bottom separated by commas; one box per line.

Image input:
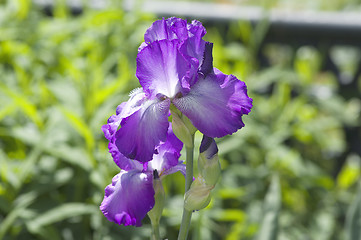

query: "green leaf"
left=60, top=107, right=95, bottom=153
left=255, top=175, right=281, bottom=240
left=0, top=191, right=37, bottom=239
left=345, top=181, right=361, bottom=240
left=47, top=79, right=82, bottom=114
left=0, top=84, right=43, bottom=128
left=44, top=145, right=93, bottom=171
left=0, top=206, right=24, bottom=239
left=27, top=203, right=98, bottom=234
left=210, top=209, right=245, bottom=222
left=0, top=102, right=16, bottom=122
left=337, top=155, right=361, bottom=189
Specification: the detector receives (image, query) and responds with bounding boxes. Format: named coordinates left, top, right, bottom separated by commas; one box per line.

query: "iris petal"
left=100, top=170, right=154, bottom=227
left=180, top=20, right=206, bottom=66
left=172, top=70, right=253, bottom=138
left=137, top=39, right=191, bottom=98
left=102, top=88, right=147, bottom=142
left=101, top=103, right=125, bottom=141
left=143, top=17, right=188, bottom=44
left=148, top=126, right=183, bottom=174
left=108, top=141, right=143, bottom=171
left=115, top=97, right=171, bottom=163
left=162, top=161, right=187, bottom=178
left=138, top=18, right=207, bottom=93
left=141, top=17, right=206, bottom=56
left=102, top=89, right=151, bottom=169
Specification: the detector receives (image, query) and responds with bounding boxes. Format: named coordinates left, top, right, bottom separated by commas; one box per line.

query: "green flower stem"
left=178, top=210, right=192, bottom=240
left=151, top=221, right=160, bottom=240
left=178, top=135, right=195, bottom=240
left=184, top=144, right=194, bottom=191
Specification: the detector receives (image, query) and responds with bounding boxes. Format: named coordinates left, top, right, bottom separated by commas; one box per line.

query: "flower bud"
left=184, top=177, right=213, bottom=211
left=181, top=112, right=197, bottom=135
left=198, top=136, right=221, bottom=186
left=170, top=106, right=196, bottom=148
left=147, top=170, right=165, bottom=225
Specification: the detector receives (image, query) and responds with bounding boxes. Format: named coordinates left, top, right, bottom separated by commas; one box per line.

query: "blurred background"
left=1, top=0, right=361, bottom=239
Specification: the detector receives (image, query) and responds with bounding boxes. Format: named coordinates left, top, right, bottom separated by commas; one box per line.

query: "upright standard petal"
left=137, top=39, right=192, bottom=98
left=142, top=17, right=206, bottom=50
left=138, top=18, right=208, bottom=95
left=143, top=17, right=207, bottom=66
left=187, top=20, right=206, bottom=39
left=180, top=20, right=206, bottom=66
left=143, top=17, right=188, bottom=44
left=115, top=97, right=171, bottom=163
left=100, top=170, right=154, bottom=226
left=172, top=71, right=253, bottom=138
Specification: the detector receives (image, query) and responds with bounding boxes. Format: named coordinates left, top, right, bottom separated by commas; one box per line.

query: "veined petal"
left=102, top=103, right=124, bottom=141
left=142, top=17, right=206, bottom=50
left=102, top=88, right=147, bottom=141
left=138, top=18, right=208, bottom=94
left=199, top=42, right=214, bottom=76
left=143, top=17, right=188, bottom=44
left=137, top=39, right=192, bottom=98
left=148, top=125, right=183, bottom=174
left=108, top=142, right=143, bottom=171
left=180, top=20, right=206, bottom=66
left=115, top=97, right=171, bottom=163
left=187, top=20, right=206, bottom=39
left=100, top=170, right=154, bottom=226
left=162, top=161, right=187, bottom=178
left=102, top=88, right=151, bottom=169
left=214, top=68, right=253, bottom=115
left=172, top=71, right=253, bottom=138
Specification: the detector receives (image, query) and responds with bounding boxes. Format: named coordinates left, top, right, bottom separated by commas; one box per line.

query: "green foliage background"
left=1, top=1, right=361, bottom=239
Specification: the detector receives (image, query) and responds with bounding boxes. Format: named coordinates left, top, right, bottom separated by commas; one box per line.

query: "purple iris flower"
left=111, top=17, right=253, bottom=163
left=101, top=97, right=185, bottom=226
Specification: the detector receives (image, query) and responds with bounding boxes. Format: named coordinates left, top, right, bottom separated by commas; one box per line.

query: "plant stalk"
left=151, top=222, right=160, bottom=240
left=177, top=136, right=195, bottom=240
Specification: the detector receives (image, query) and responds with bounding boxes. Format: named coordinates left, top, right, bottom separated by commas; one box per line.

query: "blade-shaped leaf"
left=345, top=181, right=361, bottom=240
left=256, top=175, right=281, bottom=240
left=27, top=203, right=98, bottom=234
